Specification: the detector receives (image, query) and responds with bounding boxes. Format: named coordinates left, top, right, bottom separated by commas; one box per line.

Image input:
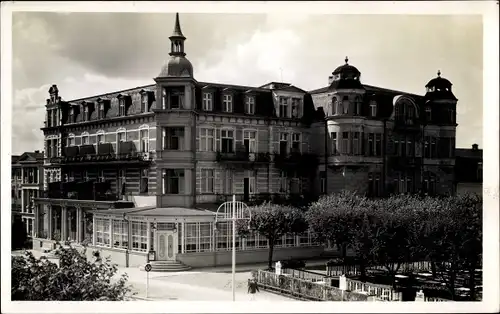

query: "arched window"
left=369, top=100, right=377, bottom=117
left=67, top=134, right=75, bottom=147
left=81, top=131, right=90, bottom=146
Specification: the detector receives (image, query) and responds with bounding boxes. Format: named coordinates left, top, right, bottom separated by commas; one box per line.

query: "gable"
left=17, top=153, right=37, bottom=162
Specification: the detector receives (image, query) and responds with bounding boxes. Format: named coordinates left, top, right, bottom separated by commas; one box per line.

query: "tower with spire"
left=155, top=13, right=196, bottom=113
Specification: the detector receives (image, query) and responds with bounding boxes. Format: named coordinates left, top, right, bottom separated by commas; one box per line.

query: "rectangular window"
left=279, top=171, right=288, bottom=193
left=163, top=127, right=184, bottom=150
left=185, top=223, right=198, bottom=252
left=67, top=137, right=75, bottom=147
left=83, top=106, right=89, bottom=121
left=406, top=137, right=413, bottom=157
left=116, top=131, right=126, bottom=154
left=279, top=97, right=289, bottom=118
left=203, top=92, right=213, bottom=111
left=353, top=132, right=360, bottom=155
left=431, top=137, right=437, bottom=158
left=370, top=102, right=377, bottom=117
left=394, top=136, right=400, bottom=157
left=162, top=169, right=185, bottom=194
left=320, top=171, right=326, bottom=194
left=131, top=221, right=147, bottom=252
left=69, top=108, right=74, bottom=123
left=223, top=94, right=233, bottom=112
left=291, top=98, right=300, bottom=118
left=200, top=128, right=215, bottom=152
left=95, top=218, right=110, bottom=247
left=120, top=99, right=127, bottom=116
left=424, top=136, right=430, bottom=158
left=169, top=90, right=183, bottom=109
left=98, top=103, right=105, bottom=119
left=342, top=132, right=349, bottom=155
left=248, top=176, right=256, bottom=195
left=291, top=133, right=301, bottom=152
left=221, top=129, right=234, bottom=153
left=375, top=134, right=382, bottom=157
left=245, top=96, right=255, bottom=115
left=140, top=129, right=149, bottom=152
left=279, top=133, right=289, bottom=155
left=201, top=169, right=214, bottom=193
left=97, top=134, right=104, bottom=145
left=140, top=169, right=149, bottom=193
left=113, top=220, right=128, bottom=249
left=141, top=94, right=148, bottom=113
left=425, top=107, right=432, bottom=122
left=331, top=132, right=337, bottom=155
left=243, top=130, right=257, bottom=153
left=82, top=135, right=89, bottom=145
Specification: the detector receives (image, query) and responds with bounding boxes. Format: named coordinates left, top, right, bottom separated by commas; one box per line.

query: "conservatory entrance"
left=156, top=229, right=178, bottom=261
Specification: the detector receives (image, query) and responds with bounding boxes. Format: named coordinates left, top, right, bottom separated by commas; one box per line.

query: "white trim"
left=139, top=124, right=150, bottom=130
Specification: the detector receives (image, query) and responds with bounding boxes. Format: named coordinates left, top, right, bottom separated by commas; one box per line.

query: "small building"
left=11, top=151, right=44, bottom=236
left=455, top=144, right=482, bottom=196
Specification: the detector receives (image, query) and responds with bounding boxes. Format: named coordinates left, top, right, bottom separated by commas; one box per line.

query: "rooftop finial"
left=437, top=70, right=441, bottom=77
left=171, top=12, right=185, bottom=38
left=345, top=56, right=349, bottom=64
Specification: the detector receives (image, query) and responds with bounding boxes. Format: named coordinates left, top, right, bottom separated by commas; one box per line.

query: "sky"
left=11, top=12, right=483, bottom=154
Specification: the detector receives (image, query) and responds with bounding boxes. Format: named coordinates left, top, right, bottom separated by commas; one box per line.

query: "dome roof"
left=425, top=70, right=452, bottom=89
left=158, top=56, right=193, bottom=78
left=332, top=57, right=360, bottom=76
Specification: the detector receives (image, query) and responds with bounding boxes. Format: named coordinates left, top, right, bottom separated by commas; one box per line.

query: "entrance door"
left=156, top=230, right=177, bottom=261
left=243, top=178, right=250, bottom=202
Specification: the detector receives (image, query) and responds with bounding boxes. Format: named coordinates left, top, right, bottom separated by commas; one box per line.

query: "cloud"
left=10, top=12, right=483, bottom=153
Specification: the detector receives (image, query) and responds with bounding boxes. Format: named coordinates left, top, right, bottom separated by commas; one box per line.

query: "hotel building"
left=33, top=13, right=458, bottom=268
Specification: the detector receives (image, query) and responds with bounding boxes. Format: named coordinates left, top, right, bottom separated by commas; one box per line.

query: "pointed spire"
left=345, top=56, right=349, bottom=64
left=170, top=12, right=185, bottom=39
left=437, top=70, right=441, bottom=77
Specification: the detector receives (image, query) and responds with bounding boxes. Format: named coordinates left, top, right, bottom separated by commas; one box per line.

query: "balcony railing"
left=216, top=151, right=272, bottom=163
left=41, top=180, right=120, bottom=201
left=49, top=143, right=152, bottom=165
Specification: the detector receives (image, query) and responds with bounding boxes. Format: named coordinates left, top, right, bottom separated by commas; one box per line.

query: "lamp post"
left=214, top=195, right=251, bottom=302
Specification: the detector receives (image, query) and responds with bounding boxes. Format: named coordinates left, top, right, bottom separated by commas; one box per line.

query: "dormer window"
left=119, top=98, right=126, bottom=116
left=279, top=97, right=289, bottom=118
left=245, top=96, right=255, bottom=115
left=141, top=93, right=149, bottom=113
left=425, top=107, right=432, bottom=122
left=98, top=102, right=105, bottom=119
left=222, top=94, right=233, bottom=113
left=83, top=105, right=89, bottom=122
left=369, top=101, right=377, bottom=117
left=291, top=98, right=300, bottom=118
left=69, top=107, right=75, bottom=123
left=203, top=92, right=213, bottom=111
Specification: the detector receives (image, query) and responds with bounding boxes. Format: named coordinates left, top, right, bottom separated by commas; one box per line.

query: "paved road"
left=117, top=266, right=295, bottom=301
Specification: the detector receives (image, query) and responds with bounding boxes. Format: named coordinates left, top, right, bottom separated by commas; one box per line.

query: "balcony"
left=41, top=180, right=121, bottom=201
left=50, top=142, right=152, bottom=166
left=388, top=156, right=423, bottom=170
left=216, top=151, right=272, bottom=164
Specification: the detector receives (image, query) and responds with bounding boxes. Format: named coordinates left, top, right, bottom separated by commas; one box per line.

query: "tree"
left=237, top=202, right=308, bottom=269
left=425, top=194, right=482, bottom=300
left=11, top=245, right=132, bottom=301
left=12, top=215, right=27, bottom=251
left=306, top=190, right=364, bottom=261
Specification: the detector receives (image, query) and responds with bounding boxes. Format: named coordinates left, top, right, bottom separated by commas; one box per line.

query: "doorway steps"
left=140, top=260, right=192, bottom=272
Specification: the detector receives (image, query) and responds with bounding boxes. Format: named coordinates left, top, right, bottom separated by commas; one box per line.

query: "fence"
left=345, top=277, right=402, bottom=301
left=254, top=269, right=369, bottom=301
left=326, top=260, right=434, bottom=277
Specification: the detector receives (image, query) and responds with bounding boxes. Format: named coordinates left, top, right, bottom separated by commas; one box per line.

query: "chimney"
left=328, top=76, right=334, bottom=85
left=34, top=150, right=40, bottom=153
left=472, top=144, right=479, bottom=151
